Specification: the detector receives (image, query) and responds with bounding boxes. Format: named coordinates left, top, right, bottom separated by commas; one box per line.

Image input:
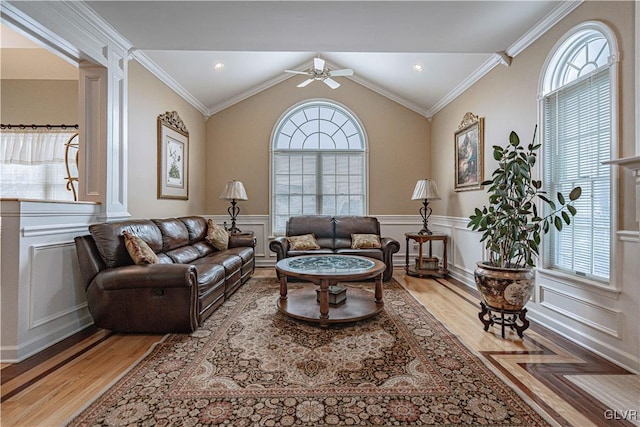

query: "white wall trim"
left=132, top=51, right=210, bottom=116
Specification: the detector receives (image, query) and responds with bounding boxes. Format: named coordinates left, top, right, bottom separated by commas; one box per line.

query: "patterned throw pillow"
left=122, top=230, right=159, bottom=264
left=206, top=219, right=229, bottom=250
left=351, top=233, right=382, bottom=249
left=287, top=234, right=321, bottom=250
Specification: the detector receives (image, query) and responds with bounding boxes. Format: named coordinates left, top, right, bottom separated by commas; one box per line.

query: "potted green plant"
left=467, top=129, right=581, bottom=336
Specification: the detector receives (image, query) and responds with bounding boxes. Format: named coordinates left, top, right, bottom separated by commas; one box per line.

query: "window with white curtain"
left=271, top=100, right=367, bottom=235
left=541, top=23, right=615, bottom=282
left=0, top=130, right=77, bottom=201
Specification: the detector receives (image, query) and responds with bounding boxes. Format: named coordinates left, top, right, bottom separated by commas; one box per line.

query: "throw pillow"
left=351, top=233, right=382, bottom=249
left=122, top=230, right=159, bottom=265
left=206, top=219, right=229, bottom=250
left=287, top=234, right=321, bottom=250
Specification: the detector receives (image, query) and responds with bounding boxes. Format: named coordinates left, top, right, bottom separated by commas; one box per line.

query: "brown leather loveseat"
left=269, top=216, right=400, bottom=281
left=74, top=216, right=255, bottom=333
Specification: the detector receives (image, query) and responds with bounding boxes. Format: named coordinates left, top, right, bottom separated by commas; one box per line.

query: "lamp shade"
left=219, top=180, right=248, bottom=201
left=411, top=179, right=441, bottom=201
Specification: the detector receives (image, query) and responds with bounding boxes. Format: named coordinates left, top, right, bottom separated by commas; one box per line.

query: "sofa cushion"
left=351, top=233, right=382, bottom=249
left=334, top=216, right=380, bottom=249
left=288, top=234, right=321, bottom=250
left=89, top=220, right=163, bottom=269
left=287, top=215, right=334, bottom=249
left=206, top=219, right=229, bottom=250
left=166, top=245, right=201, bottom=264
left=152, top=218, right=190, bottom=251
left=180, top=216, right=208, bottom=243
left=122, top=230, right=159, bottom=265
left=288, top=249, right=335, bottom=257
left=335, top=248, right=383, bottom=261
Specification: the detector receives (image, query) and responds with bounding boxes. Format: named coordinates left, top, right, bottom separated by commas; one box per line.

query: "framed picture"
left=157, top=111, right=189, bottom=200
left=454, top=112, right=484, bottom=191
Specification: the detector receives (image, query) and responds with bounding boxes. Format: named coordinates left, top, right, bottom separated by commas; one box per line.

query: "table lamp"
left=411, top=179, right=441, bottom=235
left=219, top=180, right=248, bottom=233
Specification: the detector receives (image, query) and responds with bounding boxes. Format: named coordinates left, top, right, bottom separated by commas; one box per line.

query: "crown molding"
left=208, top=57, right=428, bottom=118
left=428, top=0, right=584, bottom=118
left=207, top=66, right=297, bottom=116
left=427, top=54, right=499, bottom=118
left=347, top=73, right=428, bottom=117
left=507, top=0, right=584, bottom=57
left=132, top=51, right=209, bottom=116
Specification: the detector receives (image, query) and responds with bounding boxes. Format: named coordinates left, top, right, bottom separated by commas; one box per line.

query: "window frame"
left=537, top=20, right=619, bottom=289
left=270, top=99, right=369, bottom=235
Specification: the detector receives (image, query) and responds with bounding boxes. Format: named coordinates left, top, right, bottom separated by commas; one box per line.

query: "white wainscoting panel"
left=29, top=242, right=87, bottom=329
left=1, top=200, right=100, bottom=362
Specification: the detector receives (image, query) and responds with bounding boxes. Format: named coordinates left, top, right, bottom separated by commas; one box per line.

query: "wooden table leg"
left=318, top=278, right=330, bottom=326
left=374, top=273, right=384, bottom=304
left=279, top=274, right=288, bottom=301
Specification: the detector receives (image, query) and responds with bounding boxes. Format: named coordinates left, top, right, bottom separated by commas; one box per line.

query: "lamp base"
left=417, top=228, right=433, bottom=235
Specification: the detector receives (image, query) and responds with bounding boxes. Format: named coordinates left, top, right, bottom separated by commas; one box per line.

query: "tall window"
left=540, top=22, right=616, bottom=282
left=271, top=100, right=367, bottom=235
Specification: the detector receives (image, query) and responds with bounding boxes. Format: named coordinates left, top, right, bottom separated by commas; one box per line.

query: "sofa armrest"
left=380, top=237, right=401, bottom=281
left=380, top=237, right=400, bottom=254
left=94, top=264, right=197, bottom=291
left=269, top=236, right=289, bottom=261
left=229, top=233, right=257, bottom=248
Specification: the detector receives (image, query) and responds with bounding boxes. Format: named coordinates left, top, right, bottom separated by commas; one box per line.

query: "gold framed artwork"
left=454, top=112, right=484, bottom=191
left=157, top=111, right=189, bottom=200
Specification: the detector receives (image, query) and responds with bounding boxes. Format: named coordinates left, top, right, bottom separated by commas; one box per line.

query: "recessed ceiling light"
left=413, top=64, right=424, bottom=72
left=214, top=62, right=225, bottom=71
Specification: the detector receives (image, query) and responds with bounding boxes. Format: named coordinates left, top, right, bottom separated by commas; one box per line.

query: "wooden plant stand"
left=478, top=302, right=530, bottom=338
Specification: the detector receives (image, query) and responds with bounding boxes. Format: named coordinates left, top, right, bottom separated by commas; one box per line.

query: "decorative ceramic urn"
left=474, top=262, right=535, bottom=311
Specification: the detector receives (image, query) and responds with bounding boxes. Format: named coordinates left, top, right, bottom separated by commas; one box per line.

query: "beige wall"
left=206, top=78, right=430, bottom=216
left=127, top=61, right=207, bottom=218
left=430, top=1, right=637, bottom=230
left=0, top=80, right=77, bottom=124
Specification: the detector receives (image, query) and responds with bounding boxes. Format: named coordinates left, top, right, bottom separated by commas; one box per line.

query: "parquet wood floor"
left=1, top=268, right=637, bottom=426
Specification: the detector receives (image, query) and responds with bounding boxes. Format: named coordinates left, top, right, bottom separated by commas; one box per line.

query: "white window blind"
left=271, top=101, right=366, bottom=235
left=543, top=69, right=611, bottom=281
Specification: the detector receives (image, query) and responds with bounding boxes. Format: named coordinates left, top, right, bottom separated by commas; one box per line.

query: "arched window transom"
left=271, top=100, right=367, bottom=235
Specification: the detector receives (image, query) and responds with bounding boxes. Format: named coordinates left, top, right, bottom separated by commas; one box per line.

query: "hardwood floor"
left=2, top=268, right=637, bottom=426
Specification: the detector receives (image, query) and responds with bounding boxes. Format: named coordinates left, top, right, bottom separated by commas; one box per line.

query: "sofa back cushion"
left=334, top=216, right=380, bottom=249
left=89, top=220, right=163, bottom=269
left=152, top=218, right=190, bottom=251
left=180, top=216, right=208, bottom=243
left=287, top=216, right=335, bottom=249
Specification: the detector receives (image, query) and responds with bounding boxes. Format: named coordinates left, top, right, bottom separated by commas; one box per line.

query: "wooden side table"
left=405, top=232, right=448, bottom=278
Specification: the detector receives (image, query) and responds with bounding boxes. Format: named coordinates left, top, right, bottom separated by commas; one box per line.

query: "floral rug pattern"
left=68, top=278, right=549, bottom=426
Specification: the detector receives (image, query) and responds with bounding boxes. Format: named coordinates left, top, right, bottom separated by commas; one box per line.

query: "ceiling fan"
left=284, top=57, right=354, bottom=89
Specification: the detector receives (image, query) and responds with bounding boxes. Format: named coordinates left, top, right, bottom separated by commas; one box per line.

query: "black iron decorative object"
left=219, top=180, right=248, bottom=233
left=411, top=179, right=441, bottom=235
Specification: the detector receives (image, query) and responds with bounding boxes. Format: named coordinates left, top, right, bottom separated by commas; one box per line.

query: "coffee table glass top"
left=278, top=255, right=376, bottom=275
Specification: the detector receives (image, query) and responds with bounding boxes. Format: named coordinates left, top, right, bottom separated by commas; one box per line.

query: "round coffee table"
left=275, top=254, right=386, bottom=327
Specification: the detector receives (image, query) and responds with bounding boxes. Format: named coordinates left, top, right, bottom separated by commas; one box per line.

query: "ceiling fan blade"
left=323, top=77, right=340, bottom=89
left=297, top=78, right=314, bottom=88
left=285, top=69, right=310, bottom=75
left=328, top=68, right=353, bottom=77
left=313, top=57, right=325, bottom=72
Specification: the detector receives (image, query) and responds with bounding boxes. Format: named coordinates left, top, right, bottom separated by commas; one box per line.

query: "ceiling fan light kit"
left=284, top=57, right=353, bottom=89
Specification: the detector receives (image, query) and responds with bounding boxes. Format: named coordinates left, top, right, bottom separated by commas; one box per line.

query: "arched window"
left=540, top=22, right=617, bottom=283
left=271, top=100, right=367, bottom=234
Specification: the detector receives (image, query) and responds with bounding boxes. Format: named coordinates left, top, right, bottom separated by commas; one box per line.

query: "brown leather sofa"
left=74, top=216, right=255, bottom=333
left=269, top=215, right=400, bottom=281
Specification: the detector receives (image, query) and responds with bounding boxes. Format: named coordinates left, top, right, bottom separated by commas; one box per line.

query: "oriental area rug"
left=68, top=277, right=551, bottom=426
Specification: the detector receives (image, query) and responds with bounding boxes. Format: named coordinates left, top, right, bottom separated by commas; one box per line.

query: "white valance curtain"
left=0, top=130, right=76, bottom=164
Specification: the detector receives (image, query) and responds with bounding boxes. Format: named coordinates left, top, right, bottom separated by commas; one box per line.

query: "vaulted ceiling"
left=4, top=1, right=582, bottom=118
